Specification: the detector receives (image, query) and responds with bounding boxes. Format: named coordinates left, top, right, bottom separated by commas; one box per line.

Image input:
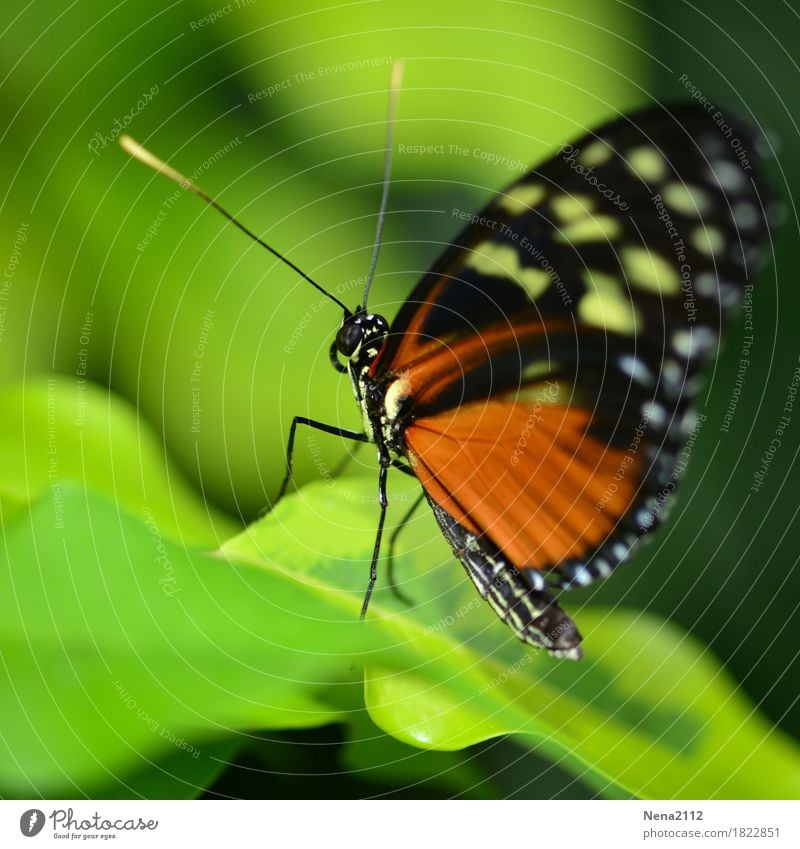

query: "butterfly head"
left=331, top=309, right=389, bottom=372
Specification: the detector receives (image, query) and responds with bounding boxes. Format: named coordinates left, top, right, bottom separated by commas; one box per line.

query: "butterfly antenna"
left=119, top=135, right=351, bottom=315
left=361, top=58, right=404, bottom=310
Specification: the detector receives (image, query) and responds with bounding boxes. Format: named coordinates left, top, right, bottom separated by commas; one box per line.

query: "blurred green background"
left=1, top=0, right=798, bottom=800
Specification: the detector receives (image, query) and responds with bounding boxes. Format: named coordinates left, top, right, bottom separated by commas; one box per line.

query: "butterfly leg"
left=360, top=463, right=389, bottom=620
left=274, top=417, right=369, bottom=507
left=389, top=460, right=414, bottom=476
left=385, top=489, right=425, bottom=606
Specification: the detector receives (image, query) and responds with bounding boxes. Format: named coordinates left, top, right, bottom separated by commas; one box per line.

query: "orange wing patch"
left=405, top=400, right=642, bottom=574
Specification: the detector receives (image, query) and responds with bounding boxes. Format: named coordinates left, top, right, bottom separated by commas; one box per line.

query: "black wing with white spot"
left=378, top=103, right=774, bottom=371
left=373, top=102, right=776, bottom=594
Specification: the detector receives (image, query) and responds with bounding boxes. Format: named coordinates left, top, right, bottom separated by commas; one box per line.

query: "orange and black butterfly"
left=122, top=65, right=776, bottom=660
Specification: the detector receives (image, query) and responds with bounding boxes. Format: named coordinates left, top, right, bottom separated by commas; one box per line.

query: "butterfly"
left=121, top=65, right=776, bottom=660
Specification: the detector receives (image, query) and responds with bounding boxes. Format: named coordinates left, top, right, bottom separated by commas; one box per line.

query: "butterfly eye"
left=335, top=321, right=364, bottom=357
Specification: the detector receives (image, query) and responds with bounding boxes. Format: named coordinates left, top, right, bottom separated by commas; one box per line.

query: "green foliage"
left=1, top=0, right=799, bottom=801
left=1, top=376, right=798, bottom=798
left=0, top=479, right=363, bottom=796
left=0, top=0, right=642, bottom=517
left=225, top=481, right=800, bottom=800
left=0, top=378, right=236, bottom=544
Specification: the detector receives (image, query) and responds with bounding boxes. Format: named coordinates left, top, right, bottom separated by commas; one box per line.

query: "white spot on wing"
left=594, top=559, right=612, bottom=578
left=612, top=541, right=630, bottom=562
left=695, top=271, right=718, bottom=297
left=682, top=409, right=700, bottom=434
left=570, top=565, right=593, bottom=586
left=733, top=201, right=759, bottom=229
left=710, top=160, right=747, bottom=192
left=672, top=326, right=717, bottom=359
left=636, top=507, right=654, bottom=529
left=661, top=359, right=685, bottom=397
left=526, top=569, right=545, bottom=590
left=696, top=271, right=739, bottom=306
left=618, top=353, right=654, bottom=387
left=719, top=283, right=740, bottom=307
left=642, top=401, right=668, bottom=430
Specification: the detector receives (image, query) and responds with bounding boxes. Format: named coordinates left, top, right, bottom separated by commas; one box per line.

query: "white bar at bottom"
left=2, top=799, right=798, bottom=847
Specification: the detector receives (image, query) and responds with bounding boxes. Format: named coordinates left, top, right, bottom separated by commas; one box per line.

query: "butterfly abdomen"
left=427, top=497, right=583, bottom=659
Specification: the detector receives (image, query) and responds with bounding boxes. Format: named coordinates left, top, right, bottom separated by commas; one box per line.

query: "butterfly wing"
left=399, top=319, right=653, bottom=658
left=375, top=102, right=773, bottom=378
left=372, top=103, right=776, bottom=654
left=385, top=315, right=665, bottom=656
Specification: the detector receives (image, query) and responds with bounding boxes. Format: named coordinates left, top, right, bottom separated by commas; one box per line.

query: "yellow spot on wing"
left=526, top=379, right=572, bottom=405
left=501, top=375, right=570, bottom=405
left=691, top=225, right=724, bottom=255
left=579, top=271, right=640, bottom=335
left=621, top=246, right=681, bottom=294
left=551, top=195, right=594, bottom=222
left=521, top=360, right=556, bottom=381
left=662, top=183, right=710, bottom=216
left=580, top=140, right=613, bottom=166
left=556, top=215, right=622, bottom=243
left=627, top=146, right=667, bottom=182
left=498, top=183, right=546, bottom=215
left=466, top=243, right=550, bottom=299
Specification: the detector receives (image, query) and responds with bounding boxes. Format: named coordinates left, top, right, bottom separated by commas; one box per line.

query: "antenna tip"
left=391, top=58, right=405, bottom=90
left=118, top=134, right=140, bottom=156
left=118, top=134, right=194, bottom=192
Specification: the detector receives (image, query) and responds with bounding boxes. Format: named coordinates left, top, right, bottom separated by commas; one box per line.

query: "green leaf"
left=329, top=681, right=496, bottom=799
left=224, top=477, right=800, bottom=800
left=0, top=485, right=379, bottom=797
left=5, top=474, right=799, bottom=799
left=0, top=377, right=237, bottom=545
left=86, top=738, right=244, bottom=800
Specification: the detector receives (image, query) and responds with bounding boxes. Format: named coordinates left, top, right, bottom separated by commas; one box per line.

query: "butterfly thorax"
left=333, top=310, right=397, bottom=451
